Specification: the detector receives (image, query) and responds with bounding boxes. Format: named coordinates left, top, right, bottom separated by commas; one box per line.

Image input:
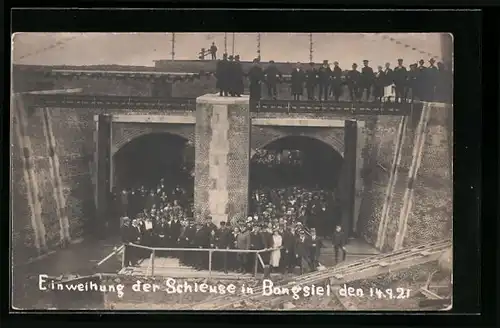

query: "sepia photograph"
left=11, top=32, right=453, bottom=311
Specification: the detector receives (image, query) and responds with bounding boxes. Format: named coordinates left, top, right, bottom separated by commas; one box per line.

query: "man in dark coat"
left=360, top=60, right=375, bottom=101
left=120, top=218, right=133, bottom=266
left=236, top=226, right=251, bottom=273
left=210, top=42, right=218, bottom=60
left=227, top=55, right=235, bottom=96
left=374, top=65, right=386, bottom=102
left=295, top=229, right=311, bottom=274
left=180, top=220, right=196, bottom=266
left=120, top=190, right=129, bottom=217
left=154, top=217, right=168, bottom=256
left=383, top=62, right=393, bottom=88
left=290, top=62, right=305, bottom=100
left=248, top=58, right=264, bottom=101
left=216, top=54, right=229, bottom=96
left=216, top=221, right=232, bottom=273
left=260, top=224, right=273, bottom=265
left=416, top=59, right=428, bottom=101
left=264, top=60, right=281, bottom=100
left=309, top=228, right=322, bottom=271
left=426, top=58, right=439, bottom=102
left=194, top=223, right=210, bottom=270
left=393, top=58, right=408, bottom=103
left=330, top=61, right=343, bottom=101
left=347, top=63, right=361, bottom=102
left=407, top=64, right=419, bottom=101
left=233, top=55, right=244, bottom=97
left=305, top=62, right=317, bottom=100
left=317, top=60, right=332, bottom=101
left=436, top=61, right=452, bottom=103
left=332, top=225, right=347, bottom=265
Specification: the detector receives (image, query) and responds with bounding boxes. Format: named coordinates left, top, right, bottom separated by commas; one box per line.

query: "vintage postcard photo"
left=11, top=32, right=453, bottom=311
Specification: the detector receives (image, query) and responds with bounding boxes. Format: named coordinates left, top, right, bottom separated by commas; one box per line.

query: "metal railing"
left=122, top=243, right=280, bottom=277
left=26, top=93, right=421, bottom=115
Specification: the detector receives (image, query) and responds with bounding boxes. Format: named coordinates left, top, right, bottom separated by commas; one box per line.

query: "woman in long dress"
left=270, top=229, right=283, bottom=272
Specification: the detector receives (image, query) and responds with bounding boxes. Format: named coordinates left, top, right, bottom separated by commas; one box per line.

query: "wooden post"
left=121, top=245, right=126, bottom=269
left=208, top=250, right=213, bottom=278
left=150, top=250, right=155, bottom=276
left=254, top=253, right=258, bottom=276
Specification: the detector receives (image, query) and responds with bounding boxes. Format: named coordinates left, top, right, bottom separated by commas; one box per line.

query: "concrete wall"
left=11, top=94, right=452, bottom=263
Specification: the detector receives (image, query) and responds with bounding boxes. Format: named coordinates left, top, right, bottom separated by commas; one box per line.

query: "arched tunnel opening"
left=249, top=136, right=344, bottom=238
left=112, top=133, right=194, bottom=224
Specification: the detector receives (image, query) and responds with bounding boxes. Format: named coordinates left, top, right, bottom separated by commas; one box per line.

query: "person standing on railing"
left=248, top=58, right=264, bottom=102
left=347, top=63, right=361, bottom=102
left=425, top=58, right=439, bottom=102
left=290, top=62, right=305, bottom=101
left=317, top=60, right=332, bottom=101
left=374, top=66, right=385, bottom=102
left=305, top=62, right=317, bottom=100
left=232, top=55, right=244, bottom=97
left=264, top=60, right=281, bottom=100
left=360, top=60, right=375, bottom=102
left=332, top=225, right=347, bottom=265
left=330, top=61, right=343, bottom=102
left=407, top=63, right=419, bottom=102
left=393, top=59, right=408, bottom=103
left=308, top=228, right=322, bottom=271
left=210, top=42, right=218, bottom=60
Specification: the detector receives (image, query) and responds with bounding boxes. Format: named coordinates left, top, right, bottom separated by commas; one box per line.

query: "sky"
left=12, top=33, right=446, bottom=68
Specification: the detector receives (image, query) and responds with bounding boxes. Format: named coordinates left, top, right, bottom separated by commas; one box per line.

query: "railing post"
left=151, top=249, right=155, bottom=276
left=121, top=244, right=126, bottom=269
left=254, top=252, right=258, bottom=277
left=208, top=250, right=213, bottom=278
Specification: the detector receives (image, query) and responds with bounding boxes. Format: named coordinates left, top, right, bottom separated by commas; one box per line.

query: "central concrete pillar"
left=194, top=94, right=251, bottom=226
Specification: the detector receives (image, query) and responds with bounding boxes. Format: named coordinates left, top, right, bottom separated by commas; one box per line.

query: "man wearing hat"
left=425, top=58, right=439, bottom=101
left=407, top=63, right=419, bottom=101
left=290, top=62, right=305, bottom=100
left=236, top=226, right=251, bottom=273
left=305, top=62, right=318, bottom=100
left=233, top=55, right=244, bottom=97
left=216, top=221, right=232, bottom=273
left=393, top=58, right=408, bottom=103
left=264, top=60, right=281, bottom=100
left=332, top=225, right=347, bottom=265
left=360, top=60, right=375, bottom=101
left=347, top=63, right=361, bottom=102
left=282, top=226, right=297, bottom=273
left=295, top=229, right=312, bottom=274
left=317, top=60, right=332, bottom=101
left=194, top=221, right=210, bottom=270
left=226, top=55, right=236, bottom=96
left=216, top=53, right=229, bottom=97
left=248, top=58, right=265, bottom=101
left=309, top=228, right=322, bottom=271
left=330, top=61, right=343, bottom=101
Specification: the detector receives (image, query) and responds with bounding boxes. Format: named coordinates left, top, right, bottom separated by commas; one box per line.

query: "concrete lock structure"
left=11, top=88, right=453, bottom=264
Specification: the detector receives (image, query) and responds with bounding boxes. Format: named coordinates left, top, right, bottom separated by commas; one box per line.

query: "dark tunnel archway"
left=113, top=133, right=194, bottom=194
left=249, top=136, right=345, bottom=237
left=250, top=136, right=344, bottom=191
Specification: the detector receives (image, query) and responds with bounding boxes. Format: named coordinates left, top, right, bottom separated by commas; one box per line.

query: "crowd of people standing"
left=116, top=153, right=347, bottom=275
left=215, top=55, right=452, bottom=103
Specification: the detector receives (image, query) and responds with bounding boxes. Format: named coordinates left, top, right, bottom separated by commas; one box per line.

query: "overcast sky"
left=12, top=33, right=446, bottom=67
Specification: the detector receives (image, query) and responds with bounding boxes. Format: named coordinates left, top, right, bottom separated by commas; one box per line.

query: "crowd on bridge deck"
left=215, top=54, right=452, bottom=103
left=115, top=151, right=348, bottom=275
